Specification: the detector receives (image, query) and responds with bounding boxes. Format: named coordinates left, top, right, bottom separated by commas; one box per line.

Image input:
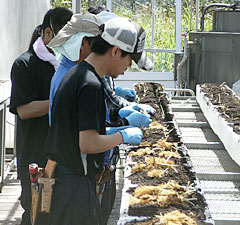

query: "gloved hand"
left=125, top=111, right=152, bottom=127
left=119, top=127, right=143, bottom=145
left=106, top=126, right=132, bottom=135
left=115, top=87, right=137, bottom=102
left=118, top=105, right=136, bottom=118
left=133, top=104, right=156, bottom=115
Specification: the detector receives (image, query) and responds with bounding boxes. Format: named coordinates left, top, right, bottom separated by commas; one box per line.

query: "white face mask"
left=52, top=32, right=95, bottom=62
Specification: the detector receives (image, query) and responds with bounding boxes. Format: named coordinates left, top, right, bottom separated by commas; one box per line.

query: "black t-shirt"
left=45, top=61, right=105, bottom=176
left=9, top=48, right=55, bottom=179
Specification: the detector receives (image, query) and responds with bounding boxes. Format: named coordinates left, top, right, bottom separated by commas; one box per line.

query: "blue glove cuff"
left=119, top=128, right=143, bottom=145
left=119, top=130, right=127, bottom=143
left=106, top=126, right=132, bottom=135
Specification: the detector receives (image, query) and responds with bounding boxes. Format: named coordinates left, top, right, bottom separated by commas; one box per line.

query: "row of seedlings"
left=118, top=82, right=214, bottom=225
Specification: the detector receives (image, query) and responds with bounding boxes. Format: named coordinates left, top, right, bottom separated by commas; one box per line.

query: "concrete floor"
left=0, top=170, right=22, bottom=225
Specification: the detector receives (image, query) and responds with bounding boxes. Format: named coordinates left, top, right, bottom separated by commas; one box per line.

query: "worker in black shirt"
left=45, top=17, right=151, bottom=225
left=9, top=7, right=72, bottom=225
left=46, top=12, right=153, bottom=225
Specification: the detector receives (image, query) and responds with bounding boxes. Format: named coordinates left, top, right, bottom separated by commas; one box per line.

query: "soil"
left=127, top=191, right=209, bottom=224
left=124, top=82, right=212, bottom=225
left=200, top=83, right=240, bottom=135
left=134, top=82, right=180, bottom=143
left=128, top=154, right=195, bottom=186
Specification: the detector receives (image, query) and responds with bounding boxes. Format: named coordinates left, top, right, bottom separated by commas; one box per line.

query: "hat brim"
left=47, top=13, right=103, bottom=49
left=131, top=51, right=153, bottom=71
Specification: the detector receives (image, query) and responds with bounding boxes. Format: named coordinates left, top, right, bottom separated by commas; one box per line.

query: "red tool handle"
left=29, top=163, right=38, bottom=183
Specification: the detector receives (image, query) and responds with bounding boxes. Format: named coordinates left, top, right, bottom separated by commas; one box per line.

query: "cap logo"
left=136, top=31, right=145, bottom=53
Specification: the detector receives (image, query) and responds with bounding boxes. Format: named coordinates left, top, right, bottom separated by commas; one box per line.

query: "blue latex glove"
left=126, top=111, right=152, bottom=128
left=106, top=126, right=132, bottom=135
left=115, top=87, right=137, bottom=102
left=118, top=105, right=136, bottom=118
left=133, top=104, right=156, bottom=115
left=119, top=127, right=143, bottom=145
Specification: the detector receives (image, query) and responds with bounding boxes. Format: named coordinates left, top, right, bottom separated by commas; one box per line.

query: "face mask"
left=52, top=32, right=94, bottom=62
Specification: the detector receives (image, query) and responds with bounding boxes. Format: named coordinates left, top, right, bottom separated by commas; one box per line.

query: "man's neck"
left=85, top=53, right=109, bottom=78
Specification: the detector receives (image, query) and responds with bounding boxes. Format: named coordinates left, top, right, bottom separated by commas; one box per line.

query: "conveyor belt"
left=170, top=96, right=240, bottom=225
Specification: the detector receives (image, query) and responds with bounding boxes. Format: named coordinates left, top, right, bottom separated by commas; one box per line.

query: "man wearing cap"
left=92, top=9, right=156, bottom=225
left=48, top=12, right=153, bottom=128
left=44, top=17, right=151, bottom=225
left=47, top=13, right=103, bottom=125
left=94, top=9, right=156, bottom=124
left=46, top=12, right=153, bottom=225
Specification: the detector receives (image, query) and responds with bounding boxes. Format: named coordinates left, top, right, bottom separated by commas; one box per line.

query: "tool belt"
left=29, top=159, right=57, bottom=225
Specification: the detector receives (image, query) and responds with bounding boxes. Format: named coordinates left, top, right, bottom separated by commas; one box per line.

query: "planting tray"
left=118, top=82, right=214, bottom=225
left=118, top=156, right=151, bottom=225
left=196, top=84, right=240, bottom=166
left=169, top=94, right=240, bottom=224
left=118, top=145, right=214, bottom=225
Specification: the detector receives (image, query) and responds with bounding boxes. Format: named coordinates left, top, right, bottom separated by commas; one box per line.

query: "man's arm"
left=103, top=76, right=130, bottom=110
left=79, top=129, right=123, bottom=154
left=10, top=58, right=49, bottom=120
left=17, top=100, right=49, bottom=120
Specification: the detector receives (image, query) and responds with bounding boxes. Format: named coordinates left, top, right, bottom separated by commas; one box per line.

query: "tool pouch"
left=39, top=159, right=57, bottom=213
left=30, top=160, right=57, bottom=225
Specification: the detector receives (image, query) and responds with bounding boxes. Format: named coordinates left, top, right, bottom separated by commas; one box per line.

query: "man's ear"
left=81, top=38, right=87, bottom=50
left=110, top=46, right=120, bottom=58
left=43, top=27, right=54, bottom=45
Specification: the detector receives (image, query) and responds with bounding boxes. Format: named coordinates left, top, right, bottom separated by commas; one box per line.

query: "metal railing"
left=0, top=99, right=16, bottom=192
left=0, top=80, right=16, bottom=192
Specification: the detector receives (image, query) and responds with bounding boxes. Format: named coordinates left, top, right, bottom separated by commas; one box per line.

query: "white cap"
left=100, top=17, right=153, bottom=70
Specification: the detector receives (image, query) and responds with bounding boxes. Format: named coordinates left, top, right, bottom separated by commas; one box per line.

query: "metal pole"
left=175, top=0, right=182, bottom=52
left=190, top=0, right=193, bottom=31
left=72, top=0, right=81, bottom=14
left=151, top=0, right=156, bottom=68
left=176, top=28, right=188, bottom=89
left=196, top=0, right=199, bottom=30
left=0, top=102, right=6, bottom=192
left=99, top=0, right=103, bottom=6
left=106, top=0, right=112, bottom=12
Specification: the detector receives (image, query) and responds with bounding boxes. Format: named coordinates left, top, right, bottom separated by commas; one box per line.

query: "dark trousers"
left=19, top=178, right=31, bottom=225
left=49, top=166, right=102, bottom=225
left=100, top=175, right=116, bottom=225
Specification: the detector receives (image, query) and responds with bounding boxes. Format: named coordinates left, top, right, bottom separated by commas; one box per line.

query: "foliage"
left=51, top=0, right=231, bottom=71
left=51, top=0, right=104, bottom=11
left=51, top=0, right=72, bottom=8
left=112, top=0, right=230, bottom=71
